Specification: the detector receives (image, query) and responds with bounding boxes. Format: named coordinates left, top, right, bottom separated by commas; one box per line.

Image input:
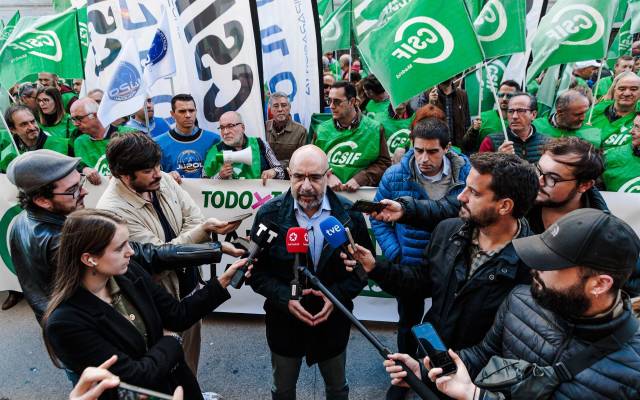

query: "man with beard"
left=97, top=132, right=241, bottom=376
left=388, top=209, right=640, bottom=400
left=345, top=153, right=538, bottom=363
left=265, top=92, right=307, bottom=170
left=249, top=145, right=373, bottom=400
left=204, top=111, right=285, bottom=183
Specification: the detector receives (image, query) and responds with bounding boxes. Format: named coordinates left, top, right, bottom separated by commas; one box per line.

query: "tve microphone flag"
left=229, top=220, right=279, bottom=289
left=319, top=216, right=368, bottom=282
left=286, top=227, right=309, bottom=300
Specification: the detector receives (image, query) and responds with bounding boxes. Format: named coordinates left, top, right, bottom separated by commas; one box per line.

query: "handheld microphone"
left=319, top=216, right=368, bottom=282
left=229, top=221, right=279, bottom=289
left=285, top=227, right=309, bottom=300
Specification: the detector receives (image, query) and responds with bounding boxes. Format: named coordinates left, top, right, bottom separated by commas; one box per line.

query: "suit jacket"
left=45, top=262, right=231, bottom=400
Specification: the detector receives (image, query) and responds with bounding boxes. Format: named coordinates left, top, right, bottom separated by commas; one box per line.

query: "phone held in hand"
left=411, top=323, right=457, bottom=376
left=350, top=200, right=386, bottom=214
left=117, top=382, right=173, bottom=400
left=228, top=212, right=253, bottom=223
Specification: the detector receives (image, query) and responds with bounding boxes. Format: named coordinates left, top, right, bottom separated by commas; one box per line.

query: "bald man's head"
left=289, top=145, right=331, bottom=215
left=70, top=97, right=102, bottom=136
left=289, top=145, right=328, bottom=171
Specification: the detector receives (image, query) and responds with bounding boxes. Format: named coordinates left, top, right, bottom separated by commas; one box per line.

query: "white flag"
left=97, top=39, right=146, bottom=127
left=142, top=8, right=176, bottom=89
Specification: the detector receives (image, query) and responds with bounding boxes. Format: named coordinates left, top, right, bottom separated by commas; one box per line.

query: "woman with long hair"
left=36, top=86, right=78, bottom=141
left=43, top=209, right=249, bottom=400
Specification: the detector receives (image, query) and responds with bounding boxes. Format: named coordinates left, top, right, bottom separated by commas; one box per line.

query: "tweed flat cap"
left=7, top=150, right=80, bottom=193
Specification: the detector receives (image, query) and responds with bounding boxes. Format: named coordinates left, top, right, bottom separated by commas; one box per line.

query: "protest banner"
left=257, top=0, right=322, bottom=130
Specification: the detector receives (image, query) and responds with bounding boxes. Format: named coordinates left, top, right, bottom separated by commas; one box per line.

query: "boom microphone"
left=285, top=227, right=309, bottom=300
left=229, top=221, right=279, bottom=289
left=319, top=216, right=368, bottom=282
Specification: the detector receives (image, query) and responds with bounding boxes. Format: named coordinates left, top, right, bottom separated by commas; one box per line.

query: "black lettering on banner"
left=202, top=64, right=254, bottom=122
left=87, top=5, right=121, bottom=73
left=119, top=0, right=157, bottom=30
left=195, top=20, right=244, bottom=69
left=182, top=0, right=235, bottom=43
left=95, top=38, right=122, bottom=75
left=88, top=7, right=117, bottom=34
left=239, top=191, right=252, bottom=209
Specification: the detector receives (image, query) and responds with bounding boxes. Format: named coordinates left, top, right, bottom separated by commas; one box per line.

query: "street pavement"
left=0, top=291, right=416, bottom=400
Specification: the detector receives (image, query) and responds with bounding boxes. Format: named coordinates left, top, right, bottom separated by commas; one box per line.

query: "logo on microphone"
left=288, top=232, right=298, bottom=242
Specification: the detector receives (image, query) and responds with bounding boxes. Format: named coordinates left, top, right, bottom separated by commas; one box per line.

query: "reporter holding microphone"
left=43, top=209, right=251, bottom=400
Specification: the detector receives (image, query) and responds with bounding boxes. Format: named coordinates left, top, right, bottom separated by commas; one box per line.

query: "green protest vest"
left=39, top=114, right=78, bottom=141
left=204, top=136, right=262, bottom=179
left=378, top=113, right=413, bottom=155
left=364, top=99, right=391, bottom=121
left=602, top=144, right=640, bottom=193
left=0, top=134, right=69, bottom=172
left=589, top=100, right=635, bottom=149
left=594, top=76, right=613, bottom=100
left=314, top=117, right=381, bottom=183
left=533, top=117, right=601, bottom=147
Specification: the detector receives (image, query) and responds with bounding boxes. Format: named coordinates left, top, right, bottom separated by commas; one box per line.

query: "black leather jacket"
left=9, top=207, right=225, bottom=323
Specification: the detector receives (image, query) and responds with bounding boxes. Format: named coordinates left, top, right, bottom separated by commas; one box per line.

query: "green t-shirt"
left=203, top=136, right=262, bottom=179
left=533, top=116, right=601, bottom=147
left=314, top=117, right=382, bottom=183
left=602, top=144, right=640, bottom=193
left=594, top=76, right=613, bottom=100
left=61, top=91, right=77, bottom=112
left=589, top=100, right=635, bottom=149
left=377, top=113, right=414, bottom=155
left=39, top=114, right=78, bottom=141
left=73, top=126, right=135, bottom=174
left=0, top=134, right=70, bottom=172
left=364, top=99, right=391, bottom=121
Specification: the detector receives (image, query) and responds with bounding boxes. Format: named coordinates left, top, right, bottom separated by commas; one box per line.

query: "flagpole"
left=586, top=58, right=605, bottom=126
left=477, top=63, right=483, bottom=118
left=484, top=60, right=509, bottom=142
left=74, top=8, right=86, bottom=80
left=143, top=93, right=151, bottom=134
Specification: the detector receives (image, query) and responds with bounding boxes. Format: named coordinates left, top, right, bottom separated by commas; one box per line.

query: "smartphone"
left=117, top=382, right=173, bottom=400
left=350, top=200, right=386, bottom=214
left=411, top=323, right=457, bottom=376
left=228, top=212, right=253, bottom=223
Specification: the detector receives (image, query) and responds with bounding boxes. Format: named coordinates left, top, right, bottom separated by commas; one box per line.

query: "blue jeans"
left=271, top=351, right=349, bottom=400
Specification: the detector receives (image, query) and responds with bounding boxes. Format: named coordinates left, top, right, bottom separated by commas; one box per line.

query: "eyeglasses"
left=271, top=103, right=289, bottom=109
left=535, top=164, right=577, bottom=188
left=219, top=122, right=243, bottom=131
left=290, top=167, right=330, bottom=183
left=497, top=92, right=515, bottom=99
left=37, top=97, right=52, bottom=104
left=507, top=108, right=532, bottom=115
left=52, top=175, right=86, bottom=199
left=328, top=97, right=348, bottom=106
left=70, top=113, right=93, bottom=122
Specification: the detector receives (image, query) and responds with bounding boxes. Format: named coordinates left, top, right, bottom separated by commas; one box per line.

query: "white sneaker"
left=202, top=392, right=223, bottom=400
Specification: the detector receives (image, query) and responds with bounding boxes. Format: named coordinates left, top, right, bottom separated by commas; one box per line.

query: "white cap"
left=574, top=60, right=601, bottom=69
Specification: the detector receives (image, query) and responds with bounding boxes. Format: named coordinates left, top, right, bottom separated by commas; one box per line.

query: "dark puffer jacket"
left=480, top=126, right=550, bottom=163
left=461, top=285, right=640, bottom=400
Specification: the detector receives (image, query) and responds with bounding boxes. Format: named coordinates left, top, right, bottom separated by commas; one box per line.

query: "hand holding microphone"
left=229, top=221, right=279, bottom=289
left=319, top=216, right=369, bottom=282
left=341, top=243, right=376, bottom=274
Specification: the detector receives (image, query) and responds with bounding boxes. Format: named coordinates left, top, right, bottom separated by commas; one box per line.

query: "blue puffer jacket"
left=371, top=148, right=470, bottom=265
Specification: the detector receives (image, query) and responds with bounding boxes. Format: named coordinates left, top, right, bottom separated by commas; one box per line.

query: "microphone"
left=319, top=216, right=368, bottom=282
left=229, top=221, right=279, bottom=289
left=285, top=227, right=309, bottom=300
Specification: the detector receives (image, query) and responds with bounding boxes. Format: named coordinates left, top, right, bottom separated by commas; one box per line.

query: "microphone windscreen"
left=285, top=227, right=309, bottom=253
left=319, top=216, right=348, bottom=249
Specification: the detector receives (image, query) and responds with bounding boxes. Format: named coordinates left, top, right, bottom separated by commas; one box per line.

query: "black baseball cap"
left=513, top=209, right=640, bottom=272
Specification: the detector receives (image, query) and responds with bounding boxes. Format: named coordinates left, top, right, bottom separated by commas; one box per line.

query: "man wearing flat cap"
left=386, top=209, right=640, bottom=400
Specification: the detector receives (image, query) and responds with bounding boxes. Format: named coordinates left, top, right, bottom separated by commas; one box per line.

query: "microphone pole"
left=297, top=266, right=439, bottom=400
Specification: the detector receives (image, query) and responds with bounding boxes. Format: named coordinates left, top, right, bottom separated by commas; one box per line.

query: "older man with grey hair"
left=266, top=92, right=307, bottom=169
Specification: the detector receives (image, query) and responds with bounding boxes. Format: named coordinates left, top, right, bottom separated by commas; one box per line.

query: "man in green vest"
left=462, top=80, right=521, bottom=153
left=594, top=55, right=635, bottom=100
left=38, top=72, right=78, bottom=113
left=204, top=111, right=285, bottom=183
left=313, top=81, right=392, bottom=192
left=589, top=72, right=640, bottom=150
left=603, top=112, right=640, bottom=193
left=70, top=98, right=136, bottom=184
left=362, top=75, right=391, bottom=121
left=533, top=90, right=601, bottom=147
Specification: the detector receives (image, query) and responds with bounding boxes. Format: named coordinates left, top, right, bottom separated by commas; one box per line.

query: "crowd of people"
left=1, top=46, right=640, bottom=400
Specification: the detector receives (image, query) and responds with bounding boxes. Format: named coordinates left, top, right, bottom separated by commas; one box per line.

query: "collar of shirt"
left=334, top=111, right=361, bottom=131
left=416, top=154, right=450, bottom=183
left=293, top=194, right=332, bottom=267
left=127, top=118, right=156, bottom=133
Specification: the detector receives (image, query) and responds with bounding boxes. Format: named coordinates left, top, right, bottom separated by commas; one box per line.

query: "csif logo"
left=322, top=13, right=342, bottom=43
left=475, top=59, right=506, bottom=92
left=546, top=5, right=604, bottom=46
left=327, top=141, right=362, bottom=166
left=8, top=29, right=62, bottom=62
left=387, top=129, right=410, bottom=152
left=107, top=61, right=142, bottom=101
left=619, top=176, right=640, bottom=193
left=391, top=16, right=454, bottom=65
left=474, top=0, right=508, bottom=42
left=78, top=22, right=89, bottom=47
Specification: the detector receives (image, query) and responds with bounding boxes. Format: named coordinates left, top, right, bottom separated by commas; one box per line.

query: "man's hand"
left=218, top=258, right=252, bottom=288
left=341, top=178, right=360, bottom=192
left=168, top=171, right=182, bottom=184
left=426, top=349, right=476, bottom=400
left=428, top=88, right=439, bottom=105
left=82, top=167, right=102, bottom=185
left=308, top=289, right=333, bottom=325
left=221, top=241, right=246, bottom=257
left=383, top=353, right=421, bottom=389
left=472, top=118, right=482, bottom=131
left=69, top=355, right=119, bottom=400
left=261, top=168, right=277, bottom=186
left=370, top=199, right=403, bottom=222
left=288, top=290, right=316, bottom=326
left=340, top=243, right=376, bottom=273
left=203, top=218, right=241, bottom=234
left=497, top=140, right=515, bottom=154
left=392, top=148, right=406, bottom=164
left=328, top=174, right=342, bottom=191
left=218, top=163, right=233, bottom=179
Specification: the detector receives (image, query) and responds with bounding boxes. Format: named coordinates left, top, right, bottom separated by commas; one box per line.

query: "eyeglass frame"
left=289, top=167, right=331, bottom=183
left=506, top=108, right=534, bottom=115
left=51, top=175, right=87, bottom=198
left=219, top=122, right=243, bottom=131
left=70, top=113, right=94, bottom=123
left=534, top=163, right=577, bottom=188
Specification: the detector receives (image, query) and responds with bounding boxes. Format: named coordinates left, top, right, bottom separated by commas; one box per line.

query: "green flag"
left=0, top=8, right=84, bottom=90
left=607, top=17, right=632, bottom=69
left=0, top=11, right=20, bottom=51
left=317, top=0, right=334, bottom=26
left=358, top=0, right=484, bottom=106
left=321, top=0, right=351, bottom=52
left=464, top=56, right=510, bottom=116
left=77, top=6, right=89, bottom=66
left=474, top=0, right=526, bottom=58
left=614, top=0, right=629, bottom=25
left=465, top=0, right=486, bottom=20
left=527, top=0, right=618, bottom=84
left=628, top=0, right=640, bottom=34
left=352, top=0, right=412, bottom=44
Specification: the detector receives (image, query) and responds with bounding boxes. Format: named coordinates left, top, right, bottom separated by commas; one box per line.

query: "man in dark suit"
left=249, top=144, right=373, bottom=400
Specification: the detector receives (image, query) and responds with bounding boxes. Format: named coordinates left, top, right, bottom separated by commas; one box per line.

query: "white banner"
left=257, top=0, right=322, bottom=130
left=84, top=0, right=266, bottom=139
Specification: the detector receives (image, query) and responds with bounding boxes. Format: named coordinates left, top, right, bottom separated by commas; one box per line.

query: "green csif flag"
left=352, top=0, right=413, bottom=44
left=317, top=0, right=334, bottom=26
left=630, top=0, right=640, bottom=34
left=465, top=56, right=510, bottom=116
left=474, top=0, right=526, bottom=59
left=607, top=17, right=633, bottom=69
left=527, top=0, right=618, bottom=84
left=321, top=0, right=351, bottom=52
left=358, top=0, right=484, bottom=106
left=0, top=8, right=84, bottom=90
left=0, top=11, right=20, bottom=51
